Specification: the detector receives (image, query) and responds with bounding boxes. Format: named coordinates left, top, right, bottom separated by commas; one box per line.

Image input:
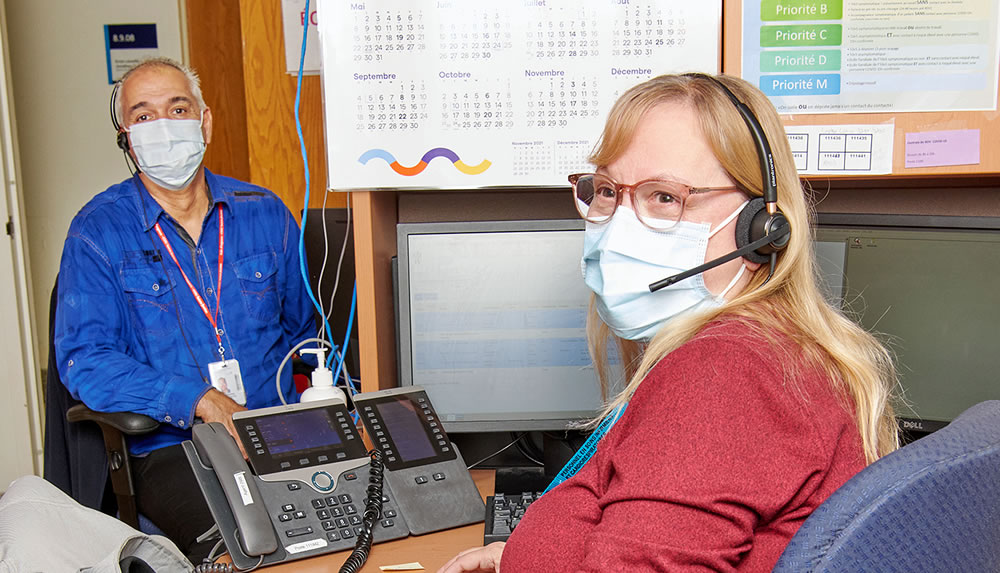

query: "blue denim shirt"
left=54, top=170, right=315, bottom=454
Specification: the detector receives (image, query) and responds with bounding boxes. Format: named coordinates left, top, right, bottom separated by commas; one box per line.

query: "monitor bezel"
left=396, top=218, right=603, bottom=433
left=816, top=212, right=1000, bottom=231
left=814, top=211, right=1000, bottom=433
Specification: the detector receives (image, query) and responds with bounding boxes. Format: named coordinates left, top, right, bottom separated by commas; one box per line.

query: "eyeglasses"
left=569, top=173, right=742, bottom=231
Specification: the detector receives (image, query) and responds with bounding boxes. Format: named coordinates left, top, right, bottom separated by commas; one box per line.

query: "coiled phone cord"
left=192, top=563, right=233, bottom=573
left=339, top=449, right=385, bottom=573
left=191, top=552, right=262, bottom=573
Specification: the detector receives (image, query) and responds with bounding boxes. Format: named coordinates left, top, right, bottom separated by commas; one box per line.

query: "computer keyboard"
left=483, top=491, right=543, bottom=544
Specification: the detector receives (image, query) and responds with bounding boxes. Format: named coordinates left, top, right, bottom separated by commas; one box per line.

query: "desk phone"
left=183, top=388, right=483, bottom=569
left=353, top=386, right=486, bottom=535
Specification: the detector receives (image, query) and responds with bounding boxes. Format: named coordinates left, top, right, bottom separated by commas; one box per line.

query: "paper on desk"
left=379, top=563, right=424, bottom=571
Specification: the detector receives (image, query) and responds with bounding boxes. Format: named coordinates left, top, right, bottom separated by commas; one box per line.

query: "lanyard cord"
left=543, top=403, right=628, bottom=494
left=153, top=204, right=226, bottom=358
left=137, top=181, right=209, bottom=384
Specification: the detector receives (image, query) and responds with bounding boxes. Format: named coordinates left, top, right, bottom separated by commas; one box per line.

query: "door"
left=0, top=0, right=43, bottom=491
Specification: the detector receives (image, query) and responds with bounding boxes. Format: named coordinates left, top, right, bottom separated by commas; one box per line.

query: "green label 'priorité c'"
left=760, top=24, right=842, bottom=47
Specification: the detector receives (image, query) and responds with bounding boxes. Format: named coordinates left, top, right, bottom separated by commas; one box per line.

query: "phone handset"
left=192, top=422, right=278, bottom=557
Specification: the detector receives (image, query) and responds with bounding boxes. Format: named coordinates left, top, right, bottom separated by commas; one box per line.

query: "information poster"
left=318, top=0, right=721, bottom=191
left=742, top=0, right=1000, bottom=114
left=104, top=24, right=159, bottom=84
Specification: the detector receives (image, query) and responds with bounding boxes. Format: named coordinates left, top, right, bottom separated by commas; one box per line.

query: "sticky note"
left=379, top=563, right=424, bottom=571
left=904, top=129, right=980, bottom=168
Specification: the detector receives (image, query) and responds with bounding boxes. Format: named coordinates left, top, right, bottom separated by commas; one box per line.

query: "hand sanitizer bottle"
left=299, top=347, right=347, bottom=405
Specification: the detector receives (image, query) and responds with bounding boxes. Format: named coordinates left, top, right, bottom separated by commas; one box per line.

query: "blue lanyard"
left=543, top=403, right=627, bottom=494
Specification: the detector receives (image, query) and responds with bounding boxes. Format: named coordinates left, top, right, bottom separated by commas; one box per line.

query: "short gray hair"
left=114, top=57, right=206, bottom=126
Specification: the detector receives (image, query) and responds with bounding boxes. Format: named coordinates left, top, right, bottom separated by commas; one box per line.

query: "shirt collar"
left=134, top=168, right=232, bottom=232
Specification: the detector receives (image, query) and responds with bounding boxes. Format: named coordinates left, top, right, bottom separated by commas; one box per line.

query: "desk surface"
left=260, top=469, right=495, bottom=573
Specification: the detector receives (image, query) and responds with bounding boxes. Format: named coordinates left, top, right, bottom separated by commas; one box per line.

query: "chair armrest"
left=66, top=404, right=159, bottom=435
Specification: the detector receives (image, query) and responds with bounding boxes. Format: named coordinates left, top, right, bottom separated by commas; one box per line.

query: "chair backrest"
left=42, top=276, right=160, bottom=532
left=42, top=276, right=109, bottom=512
left=773, top=400, right=1000, bottom=572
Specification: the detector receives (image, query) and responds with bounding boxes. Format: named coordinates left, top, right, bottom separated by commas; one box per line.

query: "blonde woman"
left=439, top=73, right=898, bottom=572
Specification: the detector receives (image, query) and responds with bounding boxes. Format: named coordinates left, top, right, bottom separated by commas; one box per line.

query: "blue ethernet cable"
left=293, top=0, right=335, bottom=351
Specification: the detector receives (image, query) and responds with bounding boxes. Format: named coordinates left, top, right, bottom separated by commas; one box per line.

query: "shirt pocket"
left=119, top=265, right=178, bottom=337
left=233, top=251, right=280, bottom=322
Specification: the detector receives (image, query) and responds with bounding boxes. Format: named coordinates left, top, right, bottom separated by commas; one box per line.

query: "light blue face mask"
left=582, top=203, right=747, bottom=340
left=127, top=113, right=206, bottom=191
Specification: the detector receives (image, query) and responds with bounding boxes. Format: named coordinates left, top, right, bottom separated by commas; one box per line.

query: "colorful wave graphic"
left=358, top=148, right=492, bottom=176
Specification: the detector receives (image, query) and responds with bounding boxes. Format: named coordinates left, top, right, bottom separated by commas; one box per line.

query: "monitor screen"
left=396, top=219, right=619, bottom=432
left=814, top=214, right=1000, bottom=433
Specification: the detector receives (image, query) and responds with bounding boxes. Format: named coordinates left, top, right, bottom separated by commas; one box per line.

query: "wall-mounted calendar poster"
left=318, top=0, right=722, bottom=190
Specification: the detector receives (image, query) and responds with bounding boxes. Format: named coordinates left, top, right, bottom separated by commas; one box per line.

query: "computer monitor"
left=395, top=219, right=619, bottom=433
left=813, top=213, right=1000, bottom=435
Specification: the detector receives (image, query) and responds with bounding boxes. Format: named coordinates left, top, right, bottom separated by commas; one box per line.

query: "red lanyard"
left=153, top=204, right=226, bottom=357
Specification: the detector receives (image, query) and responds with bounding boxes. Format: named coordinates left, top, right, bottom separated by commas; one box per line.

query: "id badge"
left=208, top=359, right=246, bottom=406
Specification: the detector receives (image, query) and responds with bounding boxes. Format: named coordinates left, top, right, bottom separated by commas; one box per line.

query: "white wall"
left=5, top=1, right=184, bottom=370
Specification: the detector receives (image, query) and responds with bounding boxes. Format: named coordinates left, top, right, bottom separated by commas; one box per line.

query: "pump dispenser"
left=299, top=347, right=347, bottom=405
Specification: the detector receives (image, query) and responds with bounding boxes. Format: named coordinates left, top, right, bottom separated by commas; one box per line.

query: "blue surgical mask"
left=582, top=202, right=748, bottom=340
left=127, top=114, right=206, bottom=191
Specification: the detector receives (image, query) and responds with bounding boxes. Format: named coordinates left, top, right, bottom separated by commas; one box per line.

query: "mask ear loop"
left=717, top=263, right=747, bottom=301
left=708, top=199, right=751, bottom=301
left=708, top=199, right=750, bottom=238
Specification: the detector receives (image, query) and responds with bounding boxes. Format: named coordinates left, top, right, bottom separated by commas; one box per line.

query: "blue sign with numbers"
left=104, top=24, right=159, bottom=84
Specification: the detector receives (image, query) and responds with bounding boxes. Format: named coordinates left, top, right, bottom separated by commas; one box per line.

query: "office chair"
left=773, top=400, right=1000, bottom=572
left=42, top=277, right=159, bottom=531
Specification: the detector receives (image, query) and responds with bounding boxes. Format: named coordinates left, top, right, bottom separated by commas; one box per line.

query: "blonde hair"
left=587, top=74, right=898, bottom=464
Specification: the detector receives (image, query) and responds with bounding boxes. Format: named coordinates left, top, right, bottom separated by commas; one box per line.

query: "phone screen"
left=376, top=400, right=436, bottom=462
left=257, top=409, right=342, bottom=455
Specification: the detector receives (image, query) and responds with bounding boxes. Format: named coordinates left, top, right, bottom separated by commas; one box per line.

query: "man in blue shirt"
left=54, top=57, right=315, bottom=561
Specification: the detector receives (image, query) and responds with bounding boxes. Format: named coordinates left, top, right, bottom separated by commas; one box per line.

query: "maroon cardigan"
left=502, top=320, right=866, bottom=572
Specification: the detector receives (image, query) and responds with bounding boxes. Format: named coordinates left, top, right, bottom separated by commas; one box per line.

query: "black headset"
left=110, top=80, right=130, bottom=151
left=110, top=80, right=141, bottom=176
left=648, top=74, right=791, bottom=292
left=704, top=75, right=790, bottom=265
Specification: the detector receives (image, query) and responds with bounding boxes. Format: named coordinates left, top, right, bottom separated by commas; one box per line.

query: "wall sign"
left=282, top=0, right=322, bottom=75
left=741, top=0, right=1000, bottom=114
left=105, top=23, right=159, bottom=84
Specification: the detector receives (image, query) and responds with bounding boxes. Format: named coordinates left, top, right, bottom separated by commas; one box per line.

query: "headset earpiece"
left=735, top=197, right=790, bottom=265
left=110, top=80, right=129, bottom=151
left=735, top=198, right=770, bottom=265
left=116, top=130, right=130, bottom=152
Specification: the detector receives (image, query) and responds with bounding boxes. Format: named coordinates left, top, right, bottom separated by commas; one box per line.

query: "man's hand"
left=195, top=388, right=249, bottom=457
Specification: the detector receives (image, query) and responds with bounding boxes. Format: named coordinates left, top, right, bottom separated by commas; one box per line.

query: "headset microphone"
left=648, top=225, right=789, bottom=292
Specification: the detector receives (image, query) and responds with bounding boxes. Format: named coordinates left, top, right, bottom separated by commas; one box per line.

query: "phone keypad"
left=263, top=473, right=404, bottom=557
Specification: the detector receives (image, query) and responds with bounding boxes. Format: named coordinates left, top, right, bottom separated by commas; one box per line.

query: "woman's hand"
left=436, top=542, right=506, bottom=573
